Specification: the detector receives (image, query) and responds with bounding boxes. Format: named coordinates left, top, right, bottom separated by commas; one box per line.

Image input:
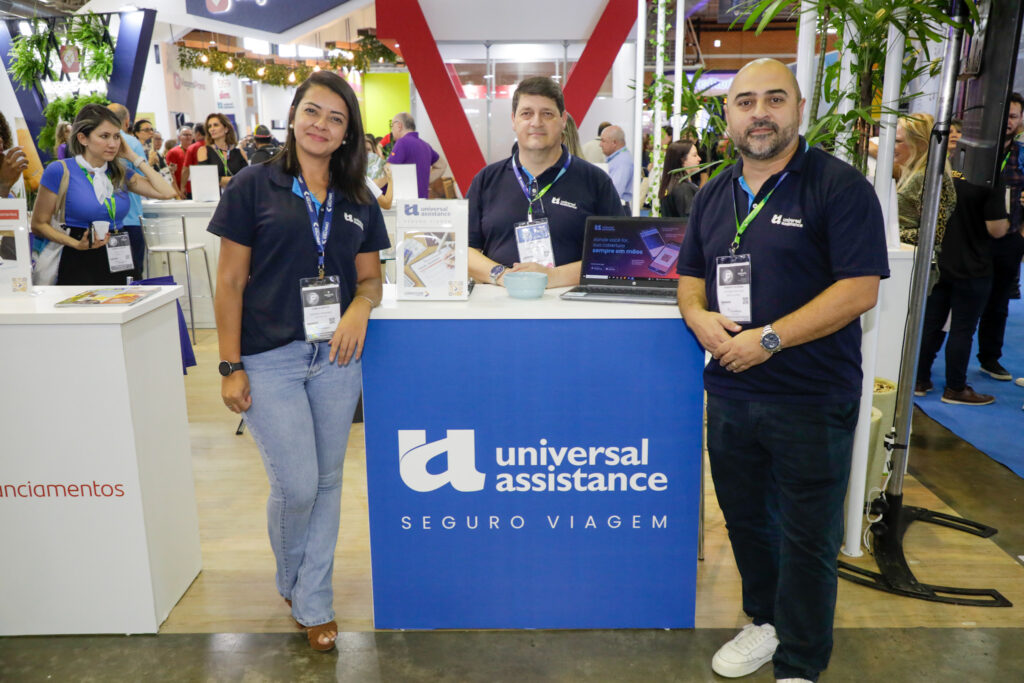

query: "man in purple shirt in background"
left=387, top=112, right=447, bottom=198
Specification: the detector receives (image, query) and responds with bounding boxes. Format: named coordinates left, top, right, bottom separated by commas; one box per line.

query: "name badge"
left=514, top=219, right=555, bottom=267
left=715, top=254, right=752, bottom=324
left=299, top=276, right=342, bottom=342
left=106, top=231, right=134, bottom=273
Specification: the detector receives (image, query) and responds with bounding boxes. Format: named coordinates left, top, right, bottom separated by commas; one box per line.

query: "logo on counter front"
left=399, top=429, right=485, bottom=492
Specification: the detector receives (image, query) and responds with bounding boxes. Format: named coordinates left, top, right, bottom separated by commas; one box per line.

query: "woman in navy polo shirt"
left=210, top=71, right=389, bottom=652
left=30, top=104, right=178, bottom=285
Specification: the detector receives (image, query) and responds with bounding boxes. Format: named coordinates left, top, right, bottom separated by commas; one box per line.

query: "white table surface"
left=0, top=285, right=183, bottom=325
left=375, top=283, right=683, bottom=320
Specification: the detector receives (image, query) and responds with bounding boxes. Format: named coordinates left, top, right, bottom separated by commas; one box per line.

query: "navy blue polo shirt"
left=208, top=162, right=390, bottom=356
left=468, top=144, right=625, bottom=266
left=677, top=138, right=890, bottom=403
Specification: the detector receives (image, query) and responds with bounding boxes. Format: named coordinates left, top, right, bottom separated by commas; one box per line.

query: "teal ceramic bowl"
left=503, top=271, right=548, bottom=299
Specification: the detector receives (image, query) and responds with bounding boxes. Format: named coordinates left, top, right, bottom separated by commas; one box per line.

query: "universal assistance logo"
left=397, top=429, right=669, bottom=494
left=396, top=429, right=671, bottom=532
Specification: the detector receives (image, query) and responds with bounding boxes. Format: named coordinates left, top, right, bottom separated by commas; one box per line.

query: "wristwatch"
left=760, top=325, right=782, bottom=355
left=218, top=360, right=245, bottom=376
left=489, top=264, right=507, bottom=285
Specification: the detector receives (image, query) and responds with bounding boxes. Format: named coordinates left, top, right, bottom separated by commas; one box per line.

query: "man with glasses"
left=387, top=112, right=446, bottom=198
left=467, top=76, right=623, bottom=289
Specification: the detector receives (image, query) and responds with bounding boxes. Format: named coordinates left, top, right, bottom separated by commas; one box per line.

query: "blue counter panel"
left=362, top=317, right=705, bottom=629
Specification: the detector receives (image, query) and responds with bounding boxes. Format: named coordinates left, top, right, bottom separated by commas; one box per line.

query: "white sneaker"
left=1016, top=377, right=1024, bottom=387
left=776, top=679, right=813, bottom=682
left=711, top=623, right=779, bottom=678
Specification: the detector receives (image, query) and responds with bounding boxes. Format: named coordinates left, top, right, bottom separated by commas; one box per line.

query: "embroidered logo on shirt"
left=771, top=214, right=803, bottom=228
left=551, top=197, right=578, bottom=210
left=344, top=212, right=364, bottom=230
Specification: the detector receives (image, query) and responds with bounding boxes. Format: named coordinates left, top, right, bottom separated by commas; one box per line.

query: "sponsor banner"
left=363, top=318, right=704, bottom=628
left=186, top=0, right=351, bottom=34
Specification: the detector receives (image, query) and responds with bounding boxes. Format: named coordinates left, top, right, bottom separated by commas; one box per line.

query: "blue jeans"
left=706, top=394, right=858, bottom=682
left=241, top=340, right=362, bottom=627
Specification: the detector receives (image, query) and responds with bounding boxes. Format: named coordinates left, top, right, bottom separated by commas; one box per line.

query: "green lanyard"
left=76, top=162, right=117, bottom=224
left=212, top=146, right=230, bottom=175
left=512, top=153, right=572, bottom=221
left=1001, top=149, right=1013, bottom=172
left=730, top=172, right=789, bottom=254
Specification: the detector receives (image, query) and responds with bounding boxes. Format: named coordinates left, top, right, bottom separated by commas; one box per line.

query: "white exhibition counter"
left=0, top=286, right=201, bottom=635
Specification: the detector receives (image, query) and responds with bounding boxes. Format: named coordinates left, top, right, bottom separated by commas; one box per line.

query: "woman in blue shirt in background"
left=30, top=104, right=177, bottom=285
left=210, top=71, right=389, bottom=652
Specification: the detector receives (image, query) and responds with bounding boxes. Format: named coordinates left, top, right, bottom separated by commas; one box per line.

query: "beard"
left=733, top=118, right=799, bottom=161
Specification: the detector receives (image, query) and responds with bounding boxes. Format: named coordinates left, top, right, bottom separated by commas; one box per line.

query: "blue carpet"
left=915, top=298, right=1024, bottom=478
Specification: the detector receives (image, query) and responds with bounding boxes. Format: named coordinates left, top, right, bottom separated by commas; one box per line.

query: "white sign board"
left=395, top=200, right=469, bottom=300
left=0, top=198, right=32, bottom=295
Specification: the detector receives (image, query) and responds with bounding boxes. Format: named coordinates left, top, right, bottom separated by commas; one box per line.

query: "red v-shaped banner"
left=376, top=0, right=636, bottom=194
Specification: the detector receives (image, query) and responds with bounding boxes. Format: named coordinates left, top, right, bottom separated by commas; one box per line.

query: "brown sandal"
left=306, top=620, right=338, bottom=652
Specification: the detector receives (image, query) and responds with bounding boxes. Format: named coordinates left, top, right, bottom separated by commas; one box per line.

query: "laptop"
left=560, top=216, right=686, bottom=305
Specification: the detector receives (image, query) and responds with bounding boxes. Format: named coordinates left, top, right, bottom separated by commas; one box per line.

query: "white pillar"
left=842, top=13, right=906, bottom=559
left=795, top=0, right=818, bottom=135
left=648, top=0, right=667, bottom=215
left=671, top=0, right=686, bottom=140
left=834, top=17, right=858, bottom=164
left=631, top=0, right=646, bottom=216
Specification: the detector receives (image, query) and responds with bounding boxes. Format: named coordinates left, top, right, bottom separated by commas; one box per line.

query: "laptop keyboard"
left=577, top=285, right=672, bottom=296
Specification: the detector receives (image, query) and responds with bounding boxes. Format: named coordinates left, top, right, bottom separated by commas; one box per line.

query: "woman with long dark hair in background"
left=660, top=139, right=702, bottom=219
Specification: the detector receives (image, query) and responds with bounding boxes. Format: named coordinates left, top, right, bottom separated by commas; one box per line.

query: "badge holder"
left=105, top=230, right=134, bottom=273
left=299, top=276, right=342, bottom=342
left=715, top=253, right=752, bottom=324
left=513, top=219, right=555, bottom=268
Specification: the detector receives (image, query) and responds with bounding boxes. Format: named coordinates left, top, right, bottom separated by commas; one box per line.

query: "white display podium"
left=0, top=286, right=201, bottom=635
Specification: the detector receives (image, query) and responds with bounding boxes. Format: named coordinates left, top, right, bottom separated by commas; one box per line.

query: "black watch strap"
left=219, top=360, right=245, bottom=376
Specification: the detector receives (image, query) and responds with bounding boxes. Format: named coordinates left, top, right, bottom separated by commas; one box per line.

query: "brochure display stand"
left=395, top=200, right=469, bottom=300
left=0, top=198, right=31, bottom=295
left=0, top=286, right=201, bottom=635
left=361, top=285, right=705, bottom=629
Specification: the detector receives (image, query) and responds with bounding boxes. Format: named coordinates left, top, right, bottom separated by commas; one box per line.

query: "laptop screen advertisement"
left=583, top=219, right=686, bottom=281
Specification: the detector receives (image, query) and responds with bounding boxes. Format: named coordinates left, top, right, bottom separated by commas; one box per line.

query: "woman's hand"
left=221, top=371, right=252, bottom=413
left=220, top=176, right=230, bottom=188
left=71, top=229, right=108, bottom=250
left=329, top=299, right=373, bottom=366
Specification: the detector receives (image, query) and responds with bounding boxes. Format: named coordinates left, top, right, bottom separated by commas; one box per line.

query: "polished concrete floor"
left=2, top=409, right=1022, bottom=682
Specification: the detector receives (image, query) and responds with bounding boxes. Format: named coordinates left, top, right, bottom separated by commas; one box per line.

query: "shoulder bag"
left=31, top=160, right=71, bottom=286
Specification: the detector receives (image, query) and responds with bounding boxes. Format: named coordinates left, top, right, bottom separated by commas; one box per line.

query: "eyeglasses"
left=138, top=127, right=153, bottom=133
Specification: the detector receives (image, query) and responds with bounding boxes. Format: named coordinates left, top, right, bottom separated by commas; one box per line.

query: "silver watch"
left=489, top=264, right=507, bottom=285
left=760, top=324, right=782, bottom=355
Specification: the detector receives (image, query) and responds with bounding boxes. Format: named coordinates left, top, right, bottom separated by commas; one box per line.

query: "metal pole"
left=795, top=0, right=818, bottom=135
left=672, top=0, right=686, bottom=140
left=888, top=4, right=965, bottom=498
left=631, top=0, right=646, bottom=217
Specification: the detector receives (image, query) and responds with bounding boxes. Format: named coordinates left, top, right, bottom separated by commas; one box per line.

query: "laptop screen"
left=580, top=216, right=687, bottom=283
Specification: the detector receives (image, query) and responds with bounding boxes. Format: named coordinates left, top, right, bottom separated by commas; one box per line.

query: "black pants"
left=977, top=231, right=1024, bottom=364
left=917, top=276, right=992, bottom=390
left=706, top=394, right=858, bottom=682
left=56, top=226, right=130, bottom=286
